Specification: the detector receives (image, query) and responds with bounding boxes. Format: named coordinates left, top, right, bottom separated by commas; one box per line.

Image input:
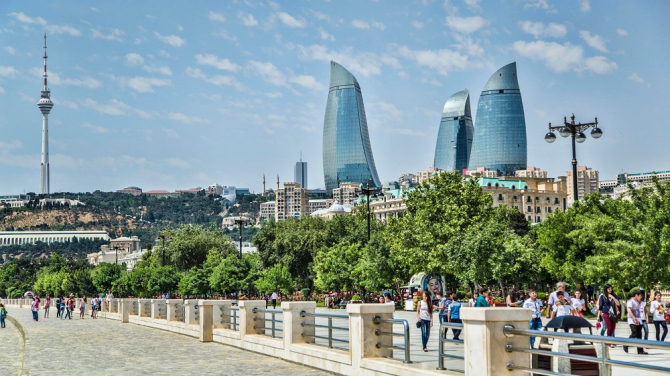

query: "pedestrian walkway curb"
left=6, top=315, right=26, bottom=375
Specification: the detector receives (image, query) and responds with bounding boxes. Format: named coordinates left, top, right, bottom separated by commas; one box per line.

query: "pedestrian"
left=475, top=288, right=489, bottom=307
left=271, top=291, right=278, bottom=309
left=60, top=296, right=66, bottom=319
left=547, top=282, right=568, bottom=318
left=650, top=291, right=668, bottom=342
left=468, top=291, right=479, bottom=307
left=436, top=292, right=448, bottom=325
left=571, top=290, right=586, bottom=318
left=79, top=296, right=87, bottom=319
left=43, top=296, right=51, bottom=319
left=551, top=291, right=574, bottom=332
left=416, top=290, right=433, bottom=352
left=598, top=284, right=621, bottom=347
left=639, top=292, right=649, bottom=341
left=506, top=289, right=521, bottom=307
left=106, top=290, right=113, bottom=311
left=448, top=293, right=462, bottom=341
left=0, top=303, right=7, bottom=328
left=384, top=293, right=395, bottom=306
left=378, top=296, right=385, bottom=304
left=523, top=289, right=544, bottom=348
left=55, top=296, right=62, bottom=318
left=90, top=296, right=97, bottom=319
left=623, top=290, right=648, bottom=354
left=265, top=295, right=269, bottom=309
left=64, top=296, right=73, bottom=320
left=31, top=297, right=39, bottom=321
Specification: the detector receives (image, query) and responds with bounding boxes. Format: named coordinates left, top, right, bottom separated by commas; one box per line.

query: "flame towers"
left=37, top=34, right=54, bottom=195
left=322, top=61, right=380, bottom=193
left=468, top=62, right=527, bottom=176
left=434, top=89, right=474, bottom=173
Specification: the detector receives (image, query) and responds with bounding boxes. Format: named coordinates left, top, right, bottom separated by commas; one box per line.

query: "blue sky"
left=0, top=0, right=668, bottom=194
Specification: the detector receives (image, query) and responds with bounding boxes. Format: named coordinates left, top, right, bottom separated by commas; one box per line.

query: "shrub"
left=536, top=292, right=547, bottom=300
left=301, top=288, right=311, bottom=297
left=351, top=294, right=361, bottom=301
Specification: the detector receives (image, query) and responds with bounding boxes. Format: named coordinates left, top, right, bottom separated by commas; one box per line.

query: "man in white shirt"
left=271, top=291, right=278, bottom=309
left=523, top=289, right=544, bottom=348
left=624, top=290, right=647, bottom=355
left=546, top=282, right=568, bottom=318
left=551, top=292, right=575, bottom=332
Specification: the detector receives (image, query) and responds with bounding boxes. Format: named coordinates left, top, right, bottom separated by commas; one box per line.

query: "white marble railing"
left=1, top=298, right=537, bottom=376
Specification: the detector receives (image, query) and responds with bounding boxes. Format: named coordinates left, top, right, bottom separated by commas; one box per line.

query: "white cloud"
left=512, top=40, right=617, bottom=74
left=376, top=101, right=402, bottom=117
left=208, top=11, right=226, bottom=22
left=82, top=98, right=124, bottom=116
left=579, top=0, right=590, bottom=12
left=445, top=16, right=489, bottom=33
left=154, top=32, right=185, bottom=47
left=579, top=30, right=608, bottom=52
left=289, top=75, right=324, bottom=91
left=616, top=28, right=628, bottom=36
left=195, top=54, right=240, bottom=71
left=8, top=12, right=81, bottom=36
left=397, top=71, right=408, bottom=79
left=297, top=44, right=400, bottom=77
left=52, top=97, right=78, bottom=109
left=82, top=122, right=113, bottom=133
left=185, top=67, right=244, bottom=91
left=122, top=76, right=171, bottom=93
left=90, top=7, right=99, bottom=12
left=177, top=25, right=184, bottom=31
left=124, top=53, right=144, bottom=65
left=463, top=0, right=482, bottom=10
left=584, top=56, right=617, bottom=74
left=386, top=128, right=426, bottom=137
left=212, top=31, right=237, bottom=41
left=91, top=28, right=124, bottom=41
left=238, top=12, right=258, bottom=26
left=373, top=22, right=386, bottom=31
left=311, top=11, right=330, bottom=22
left=0, top=140, right=23, bottom=151
left=5, top=46, right=16, bottom=55
left=411, top=21, right=424, bottom=29
left=519, top=21, right=567, bottom=38
left=523, top=0, right=556, bottom=13
left=628, top=73, right=644, bottom=83
left=276, top=12, right=306, bottom=28
left=0, top=86, right=5, bottom=94
left=248, top=61, right=287, bottom=87
left=168, top=112, right=209, bottom=125
left=351, top=20, right=370, bottom=29
left=266, top=91, right=282, bottom=98
left=145, top=14, right=156, bottom=19
left=30, top=67, right=101, bottom=88
left=318, top=28, right=334, bottom=41
left=143, top=64, right=172, bottom=76
left=167, top=157, right=191, bottom=168
left=395, top=46, right=474, bottom=76
left=0, top=66, right=18, bottom=78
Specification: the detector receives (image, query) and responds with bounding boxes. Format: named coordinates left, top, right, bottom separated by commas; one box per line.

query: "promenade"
left=0, top=307, right=329, bottom=376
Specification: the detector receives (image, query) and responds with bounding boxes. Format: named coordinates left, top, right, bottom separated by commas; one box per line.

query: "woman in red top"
left=43, top=296, right=51, bottom=319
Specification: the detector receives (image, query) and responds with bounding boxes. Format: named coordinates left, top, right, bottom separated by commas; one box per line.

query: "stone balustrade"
left=1, top=298, right=535, bottom=376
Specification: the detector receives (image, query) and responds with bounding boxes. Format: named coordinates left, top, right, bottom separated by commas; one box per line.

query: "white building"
left=0, top=231, right=109, bottom=247
left=260, top=201, right=276, bottom=221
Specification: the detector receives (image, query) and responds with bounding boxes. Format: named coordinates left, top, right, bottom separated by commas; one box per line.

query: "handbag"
left=608, top=311, right=618, bottom=322
left=665, top=313, right=670, bottom=323
left=590, top=306, right=598, bottom=316
left=416, top=321, right=422, bottom=329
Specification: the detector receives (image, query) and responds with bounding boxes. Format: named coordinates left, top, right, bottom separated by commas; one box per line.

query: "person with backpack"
left=0, top=303, right=7, bottom=328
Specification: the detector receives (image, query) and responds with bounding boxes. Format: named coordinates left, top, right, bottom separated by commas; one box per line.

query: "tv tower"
left=37, top=34, right=54, bottom=195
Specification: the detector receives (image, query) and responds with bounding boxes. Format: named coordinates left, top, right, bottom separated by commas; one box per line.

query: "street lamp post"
left=233, top=217, right=249, bottom=259
left=544, top=113, right=603, bottom=203
left=113, top=245, right=121, bottom=265
left=359, top=182, right=381, bottom=243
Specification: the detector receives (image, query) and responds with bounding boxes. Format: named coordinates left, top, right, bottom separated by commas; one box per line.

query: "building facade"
left=332, top=182, right=362, bottom=206
left=481, top=177, right=568, bottom=224
left=295, top=159, right=308, bottom=189
left=468, top=62, right=527, bottom=176
left=275, top=182, right=309, bottom=220
left=308, top=199, right=334, bottom=214
left=434, top=89, right=474, bottom=174
left=1, top=231, right=109, bottom=247
left=322, top=61, right=381, bottom=193
left=117, top=187, right=143, bottom=196
left=515, top=166, right=548, bottom=179
left=260, top=201, right=276, bottom=221
left=0, top=194, right=31, bottom=208
left=417, top=167, right=442, bottom=184
left=566, top=166, right=599, bottom=201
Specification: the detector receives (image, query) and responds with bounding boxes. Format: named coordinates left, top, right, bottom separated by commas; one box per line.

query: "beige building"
left=117, top=187, right=142, bottom=196
left=417, top=167, right=443, bottom=184
left=332, top=182, right=362, bottom=206
left=206, top=183, right=224, bottom=196
left=308, top=199, right=334, bottom=213
left=514, top=166, right=548, bottom=179
left=566, top=166, right=599, bottom=202
left=88, top=236, right=142, bottom=267
left=260, top=201, right=275, bottom=221
left=275, top=182, right=309, bottom=221
left=481, top=177, right=568, bottom=224
left=465, top=167, right=499, bottom=178
left=1, top=230, right=110, bottom=247
left=370, top=193, right=406, bottom=222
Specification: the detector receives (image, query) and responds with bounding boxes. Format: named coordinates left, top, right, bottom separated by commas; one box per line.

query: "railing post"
left=198, top=300, right=214, bottom=342
left=460, top=307, right=531, bottom=376
left=166, top=299, right=181, bottom=322
left=150, top=299, right=165, bottom=320
left=119, top=298, right=131, bottom=323
left=239, top=300, right=265, bottom=338
left=282, top=301, right=316, bottom=357
left=184, top=299, right=199, bottom=326
left=347, top=303, right=395, bottom=371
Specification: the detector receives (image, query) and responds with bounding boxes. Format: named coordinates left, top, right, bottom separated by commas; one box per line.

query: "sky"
left=0, top=0, right=669, bottom=194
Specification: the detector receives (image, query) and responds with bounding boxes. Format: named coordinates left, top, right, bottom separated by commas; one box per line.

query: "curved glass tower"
left=323, top=61, right=381, bottom=193
left=434, top=89, right=474, bottom=173
left=468, top=62, right=527, bottom=176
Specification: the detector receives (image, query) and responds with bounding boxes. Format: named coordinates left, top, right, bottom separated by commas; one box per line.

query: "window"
left=498, top=194, right=503, bottom=200
left=495, top=183, right=499, bottom=188
left=511, top=185, right=516, bottom=190
left=487, top=183, right=492, bottom=187
left=528, top=216, right=532, bottom=221
left=526, top=196, right=531, bottom=202
left=527, top=206, right=532, bottom=212
left=536, top=216, right=541, bottom=223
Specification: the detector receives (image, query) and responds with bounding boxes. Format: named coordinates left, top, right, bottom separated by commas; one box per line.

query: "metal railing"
left=173, top=303, right=184, bottom=322
left=503, top=324, right=670, bottom=375
left=252, top=308, right=283, bottom=338
left=219, top=306, right=239, bottom=331
left=300, top=311, right=349, bottom=350
left=372, top=316, right=411, bottom=363
left=437, top=322, right=464, bottom=372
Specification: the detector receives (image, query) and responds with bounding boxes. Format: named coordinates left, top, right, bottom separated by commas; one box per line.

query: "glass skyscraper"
left=468, top=62, right=527, bottom=176
left=434, top=89, right=474, bottom=173
left=323, top=61, right=381, bottom=193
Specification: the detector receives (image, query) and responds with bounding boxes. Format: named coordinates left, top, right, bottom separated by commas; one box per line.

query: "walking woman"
left=598, top=284, right=620, bottom=347
left=43, top=296, right=51, bottom=319
left=416, top=290, right=434, bottom=352
left=650, top=291, right=668, bottom=342
left=31, top=297, right=39, bottom=321
left=79, top=296, right=87, bottom=319
left=0, top=303, right=7, bottom=328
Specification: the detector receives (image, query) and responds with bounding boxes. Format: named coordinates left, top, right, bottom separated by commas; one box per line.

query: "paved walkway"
left=0, top=308, right=330, bottom=376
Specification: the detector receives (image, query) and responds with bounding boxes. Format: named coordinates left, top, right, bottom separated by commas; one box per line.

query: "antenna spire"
left=42, top=33, right=49, bottom=94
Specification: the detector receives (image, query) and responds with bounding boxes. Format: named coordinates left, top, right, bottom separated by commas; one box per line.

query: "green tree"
left=92, top=263, right=125, bottom=293
left=254, top=264, right=294, bottom=295
left=163, top=225, right=236, bottom=271
left=146, top=266, right=181, bottom=296
left=313, top=242, right=365, bottom=292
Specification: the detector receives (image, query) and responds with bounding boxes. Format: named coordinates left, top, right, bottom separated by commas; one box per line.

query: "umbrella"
left=546, top=315, right=593, bottom=330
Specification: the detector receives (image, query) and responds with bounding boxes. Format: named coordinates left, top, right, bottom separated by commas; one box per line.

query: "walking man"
left=624, top=290, right=648, bottom=355
left=523, top=289, right=544, bottom=348
left=271, top=291, right=278, bottom=309
left=547, top=282, right=568, bottom=318
left=449, top=293, right=462, bottom=341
